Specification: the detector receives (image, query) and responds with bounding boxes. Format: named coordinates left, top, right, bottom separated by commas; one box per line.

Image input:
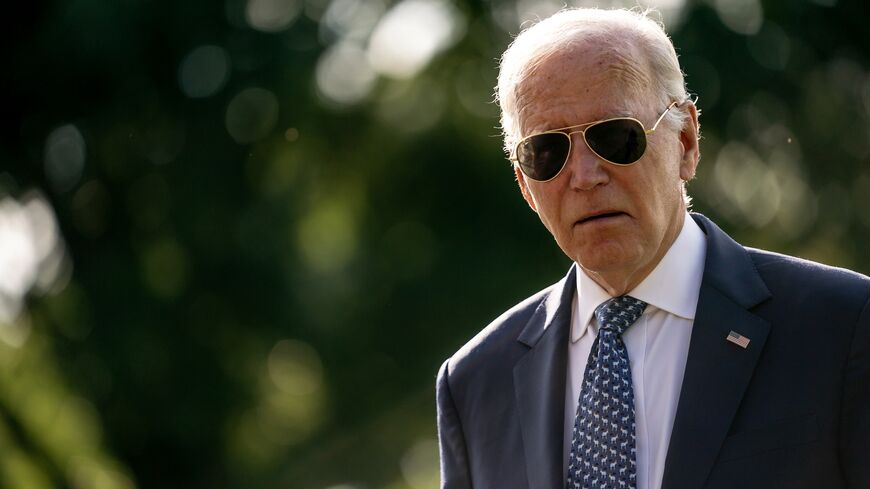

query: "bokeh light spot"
left=315, top=41, right=376, bottom=106
left=320, top=0, right=385, bottom=43
left=227, top=339, right=326, bottom=467
left=296, top=200, right=359, bottom=273
left=44, top=124, right=86, bottom=193
left=747, top=22, right=790, bottom=71
left=769, top=152, right=816, bottom=238
left=250, top=145, right=300, bottom=197
left=0, top=192, right=66, bottom=324
left=179, top=45, right=231, bottom=98
left=267, top=339, right=323, bottom=395
left=377, top=78, right=446, bottom=133
left=367, top=0, right=465, bottom=79
left=0, top=199, right=39, bottom=317
left=245, top=0, right=302, bottom=32
left=712, top=0, right=762, bottom=35
left=225, top=87, right=280, bottom=143
left=713, top=142, right=789, bottom=228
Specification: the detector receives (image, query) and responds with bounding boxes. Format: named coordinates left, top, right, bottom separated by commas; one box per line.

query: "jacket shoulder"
left=747, top=247, right=870, bottom=287
left=442, top=282, right=557, bottom=383
left=746, top=247, right=870, bottom=307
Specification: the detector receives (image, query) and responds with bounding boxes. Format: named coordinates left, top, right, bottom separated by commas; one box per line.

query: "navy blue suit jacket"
left=437, top=214, right=870, bottom=489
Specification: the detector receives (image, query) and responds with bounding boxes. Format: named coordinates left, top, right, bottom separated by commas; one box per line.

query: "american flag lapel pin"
left=726, top=331, right=751, bottom=349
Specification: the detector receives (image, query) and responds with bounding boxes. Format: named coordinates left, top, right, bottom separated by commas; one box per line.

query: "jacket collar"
left=513, top=264, right=575, bottom=489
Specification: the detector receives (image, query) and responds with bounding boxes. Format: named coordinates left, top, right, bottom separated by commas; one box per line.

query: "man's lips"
left=576, top=211, right=627, bottom=225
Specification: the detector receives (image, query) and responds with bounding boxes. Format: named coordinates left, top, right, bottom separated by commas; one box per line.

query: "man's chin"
left=574, top=241, right=636, bottom=269
left=573, top=244, right=644, bottom=281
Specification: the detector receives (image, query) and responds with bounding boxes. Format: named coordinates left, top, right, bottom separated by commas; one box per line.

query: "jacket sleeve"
left=840, top=292, right=870, bottom=489
left=437, top=358, right=473, bottom=489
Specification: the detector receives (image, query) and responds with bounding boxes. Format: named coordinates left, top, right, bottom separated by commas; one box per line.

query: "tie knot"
left=594, top=295, right=647, bottom=336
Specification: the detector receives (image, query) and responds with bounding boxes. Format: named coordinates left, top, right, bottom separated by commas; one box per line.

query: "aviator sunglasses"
left=512, top=101, right=680, bottom=182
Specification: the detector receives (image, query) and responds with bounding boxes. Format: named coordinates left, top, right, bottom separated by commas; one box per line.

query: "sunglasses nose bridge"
left=564, top=127, right=604, bottom=164
left=561, top=129, right=610, bottom=190
left=562, top=128, right=586, bottom=161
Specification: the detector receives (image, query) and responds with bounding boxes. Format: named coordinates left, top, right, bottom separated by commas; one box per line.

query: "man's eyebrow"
left=531, top=108, right=637, bottom=132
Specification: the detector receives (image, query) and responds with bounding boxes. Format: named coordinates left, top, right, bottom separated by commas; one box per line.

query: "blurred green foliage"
left=1, top=0, right=868, bottom=487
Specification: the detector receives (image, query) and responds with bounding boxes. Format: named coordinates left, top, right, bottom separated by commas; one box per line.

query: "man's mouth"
left=577, top=211, right=626, bottom=225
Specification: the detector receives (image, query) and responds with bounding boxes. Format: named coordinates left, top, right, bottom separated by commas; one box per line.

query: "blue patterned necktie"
left=567, top=296, right=647, bottom=489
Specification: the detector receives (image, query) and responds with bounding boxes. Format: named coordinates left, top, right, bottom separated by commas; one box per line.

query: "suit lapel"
left=513, top=265, right=575, bottom=489
left=661, top=214, right=772, bottom=489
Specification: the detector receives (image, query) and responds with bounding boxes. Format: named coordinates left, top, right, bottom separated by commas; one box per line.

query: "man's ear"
left=678, top=101, right=700, bottom=182
left=514, top=165, right=538, bottom=212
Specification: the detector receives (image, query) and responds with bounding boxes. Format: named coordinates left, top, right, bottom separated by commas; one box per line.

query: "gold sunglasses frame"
left=511, top=100, right=679, bottom=183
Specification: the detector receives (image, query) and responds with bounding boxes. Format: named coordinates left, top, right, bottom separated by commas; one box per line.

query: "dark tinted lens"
left=584, top=119, right=647, bottom=165
left=516, top=133, right=570, bottom=181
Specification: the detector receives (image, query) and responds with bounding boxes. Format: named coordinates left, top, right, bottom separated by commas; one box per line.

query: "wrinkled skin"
left=513, top=45, right=700, bottom=296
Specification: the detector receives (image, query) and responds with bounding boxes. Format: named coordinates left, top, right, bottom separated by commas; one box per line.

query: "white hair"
left=496, top=8, right=691, bottom=157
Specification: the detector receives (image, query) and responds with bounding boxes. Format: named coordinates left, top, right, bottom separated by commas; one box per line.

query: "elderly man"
left=436, top=8, right=870, bottom=489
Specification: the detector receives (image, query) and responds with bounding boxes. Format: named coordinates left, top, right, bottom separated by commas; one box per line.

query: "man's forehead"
left=514, top=51, right=650, bottom=132
left=527, top=35, right=647, bottom=79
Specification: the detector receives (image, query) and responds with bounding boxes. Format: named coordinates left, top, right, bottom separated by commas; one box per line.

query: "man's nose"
left=564, top=135, right=610, bottom=190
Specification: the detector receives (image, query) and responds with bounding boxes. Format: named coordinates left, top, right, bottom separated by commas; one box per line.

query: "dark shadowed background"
left=1, top=0, right=868, bottom=487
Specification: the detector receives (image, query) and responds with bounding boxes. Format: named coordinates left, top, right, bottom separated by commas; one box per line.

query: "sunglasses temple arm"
left=647, top=101, right=679, bottom=134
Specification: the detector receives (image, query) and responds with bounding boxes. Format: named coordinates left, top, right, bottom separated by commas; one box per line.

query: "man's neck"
left=581, top=211, right=687, bottom=296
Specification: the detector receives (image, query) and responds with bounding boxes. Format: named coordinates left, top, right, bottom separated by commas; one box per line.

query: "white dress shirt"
left=563, top=214, right=707, bottom=489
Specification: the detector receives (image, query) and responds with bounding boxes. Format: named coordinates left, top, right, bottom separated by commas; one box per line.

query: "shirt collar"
left=572, top=213, right=707, bottom=342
